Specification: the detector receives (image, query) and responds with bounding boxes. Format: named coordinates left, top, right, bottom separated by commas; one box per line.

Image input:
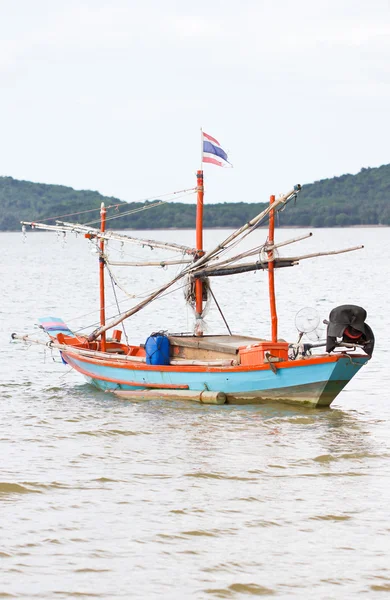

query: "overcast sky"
left=1, top=0, right=389, bottom=205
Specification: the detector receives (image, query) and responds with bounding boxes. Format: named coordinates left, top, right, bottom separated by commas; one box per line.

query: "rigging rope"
left=108, top=266, right=130, bottom=346
left=83, top=200, right=168, bottom=226
left=208, top=285, right=232, bottom=335
left=86, top=189, right=196, bottom=226
left=104, top=259, right=139, bottom=299
left=32, top=187, right=197, bottom=225
left=37, top=204, right=121, bottom=223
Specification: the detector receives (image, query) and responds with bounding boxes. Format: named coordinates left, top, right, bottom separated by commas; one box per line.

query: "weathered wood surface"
left=170, top=358, right=237, bottom=366
left=168, top=335, right=266, bottom=355
left=193, top=259, right=296, bottom=278
left=171, top=345, right=237, bottom=361
left=22, top=220, right=196, bottom=255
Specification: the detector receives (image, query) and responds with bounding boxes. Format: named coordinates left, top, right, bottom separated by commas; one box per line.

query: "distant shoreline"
left=2, top=163, right=390, bottom=230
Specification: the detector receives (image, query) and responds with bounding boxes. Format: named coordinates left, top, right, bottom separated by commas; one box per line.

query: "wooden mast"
left=195, top=128, right=205, bottom=336
left=195, top=169, right=204, bottom=335
left=268, top=195, right=277, bottom=342
left=99, top=202, right=107, bottom=351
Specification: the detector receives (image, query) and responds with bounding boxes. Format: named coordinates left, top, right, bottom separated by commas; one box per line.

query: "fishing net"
left=183, top=275, right=211, bottom=320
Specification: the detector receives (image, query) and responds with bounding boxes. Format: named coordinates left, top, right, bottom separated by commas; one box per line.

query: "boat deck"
left=168, top=334, right=266, bottom=360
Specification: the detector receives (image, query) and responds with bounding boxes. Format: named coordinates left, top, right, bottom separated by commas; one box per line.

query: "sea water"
left=0, top=227, right=389, bottom=599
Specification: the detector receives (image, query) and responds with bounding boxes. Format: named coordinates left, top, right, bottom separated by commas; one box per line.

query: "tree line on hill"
left=0, top=163, right=389, bottom=231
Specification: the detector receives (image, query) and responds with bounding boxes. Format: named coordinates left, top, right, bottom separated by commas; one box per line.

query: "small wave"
left=182, top=530, right=221, bottom=537
left=313, top=454, right=337, bottom=463
left=205, top=582, right=276, bottom=597
left=244, top=520, right=282, bottom=528
left=0, top=382, right=32, bottom=388
left=238, top=496, right=264, bottom=503
left=24, top=481, right=71, bottom=491
left=313, top=452, right=388, bottom=463
left=287, top=417, right=318, bottom=425
left=74, top=568, right=111, bottom=573
left=319, top=578, right=343, bottom=585
left=76, top=429, right=150, bottom=437
left=185, top=472, right=255, bottom=481
left=156, top=533, right=186, bottom=541
left=340, top=452, right=389, bottom=460
left=247, top=470, right=266, bottom=475
left=52, top=593, right=104, bottom=598
left=310, top=514, right=352, bottom=521
left=0, top=482, right=40, bottom=495
left=229, top=583, right=276, bottom=596
left=134, top=473, right=172, bottom=480
left=370, top=584, right=390, bottom=592
left=300, top=471, right=367, bottom=478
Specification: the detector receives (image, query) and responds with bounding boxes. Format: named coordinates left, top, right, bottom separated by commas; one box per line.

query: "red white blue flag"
left=202, top=131, right=232, bottom=167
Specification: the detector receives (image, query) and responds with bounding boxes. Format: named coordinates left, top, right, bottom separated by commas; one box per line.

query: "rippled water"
left=1, top=227, right=390, bottom=598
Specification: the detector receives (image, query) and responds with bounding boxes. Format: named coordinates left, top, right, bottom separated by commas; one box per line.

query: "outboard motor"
left=326, top=304, right=374, bottom=358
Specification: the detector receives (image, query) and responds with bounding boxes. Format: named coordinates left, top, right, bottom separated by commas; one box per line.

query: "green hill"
left=1, top=163, right=389, bottom=231
left=278, top=164, right=390, bottom=227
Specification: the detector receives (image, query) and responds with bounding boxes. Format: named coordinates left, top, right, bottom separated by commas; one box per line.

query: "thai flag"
left=202, top=131, right=232, bottom=167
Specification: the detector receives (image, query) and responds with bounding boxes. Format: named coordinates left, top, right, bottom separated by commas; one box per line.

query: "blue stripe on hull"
left=65, top=354, right=368, bottom=406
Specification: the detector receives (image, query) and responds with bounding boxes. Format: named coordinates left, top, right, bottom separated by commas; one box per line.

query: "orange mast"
left=268, top=194, right=278, bottom=342
left=99, top=202, right=107, bottom=351
left=195, top=169, right=204, bottom=335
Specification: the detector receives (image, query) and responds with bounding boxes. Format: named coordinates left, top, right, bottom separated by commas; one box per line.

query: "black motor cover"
left=326, top=304, right=374, bottom=357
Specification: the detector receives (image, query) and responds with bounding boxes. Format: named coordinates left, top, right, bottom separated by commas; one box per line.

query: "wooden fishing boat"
left=12, top=133, right=374, bottom=407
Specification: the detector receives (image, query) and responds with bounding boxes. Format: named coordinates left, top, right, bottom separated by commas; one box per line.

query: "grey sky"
left=1, top=0, right=389, bottom=205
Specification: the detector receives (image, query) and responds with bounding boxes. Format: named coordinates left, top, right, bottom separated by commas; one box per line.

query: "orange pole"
left=268, top=195, right=277, bottom=342
left=195, top=170, right=204, bottom=334
left=99, top=202, right=107, bottom=352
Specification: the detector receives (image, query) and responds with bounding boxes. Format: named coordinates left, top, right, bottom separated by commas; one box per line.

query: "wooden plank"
left=170, top=358, right=238, bottom=366
left=170, top=345, right=236, bottom=361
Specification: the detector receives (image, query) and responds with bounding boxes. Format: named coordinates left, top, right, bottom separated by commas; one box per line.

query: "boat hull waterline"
left=62, top=351, right=368, bottom=408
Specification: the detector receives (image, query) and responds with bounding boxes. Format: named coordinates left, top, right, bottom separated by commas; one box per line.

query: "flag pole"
left=195, top=128, right=204, bottom=335
left=200, top=127, right=203, bottom=170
